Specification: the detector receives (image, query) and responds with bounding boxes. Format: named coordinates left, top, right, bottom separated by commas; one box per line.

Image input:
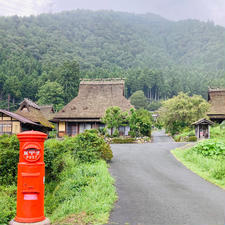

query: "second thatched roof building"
left=52, top=79, right=133, bottom=137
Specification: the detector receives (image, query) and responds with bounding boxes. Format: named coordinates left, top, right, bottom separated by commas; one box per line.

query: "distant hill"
left=0, top=10, right=224, bottom=108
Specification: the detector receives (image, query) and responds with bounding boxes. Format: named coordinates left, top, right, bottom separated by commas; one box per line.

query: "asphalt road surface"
left=107, top=130, right=225, bottom=225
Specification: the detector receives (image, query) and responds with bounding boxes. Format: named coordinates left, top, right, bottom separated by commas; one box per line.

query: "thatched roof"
left=0, top=109, right=38, bottom=125
left=40, top=105, right=55, bottom=120
left=16, top=99, right=54, bottom=128
left=208, top=89, right=225, bottom=118
left=53, top=79, right=133, bottom=120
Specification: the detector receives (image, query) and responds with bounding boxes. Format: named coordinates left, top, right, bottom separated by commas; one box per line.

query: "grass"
left=172, top=146, right=225, bottom=189
left=45, top=155, right=117, bottom=224
left=0, top=157, right=117, bottom=225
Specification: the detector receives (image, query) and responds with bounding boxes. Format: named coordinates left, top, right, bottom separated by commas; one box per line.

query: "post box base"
left=9, top=218, right=51, bottom=225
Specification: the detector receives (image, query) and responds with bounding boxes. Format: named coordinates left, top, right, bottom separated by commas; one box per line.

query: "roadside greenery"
left=172, top=142, right=225, bottom=189
left=0, top=131, right=116, bottom=225
left=172, top=124, right=225, bottom=188
left=173, top=128, right=197, bottom=142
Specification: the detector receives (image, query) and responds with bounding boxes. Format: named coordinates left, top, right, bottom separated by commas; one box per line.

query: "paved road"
left=107, top=130, right=225, bottom=225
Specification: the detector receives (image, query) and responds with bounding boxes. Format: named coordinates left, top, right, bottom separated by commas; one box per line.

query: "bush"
left=112, top=137, right=136, bottom=144
left=0, top=135, right=19, bottom=185
left=73, top=130, right=113, bottom=163
left=188, top=136, right=197, bottom=142
left=48, top=129, right=57, bottom=138
left=0, top=186, right=17, bottom=224
left=193, top=139, right=225, bottom=157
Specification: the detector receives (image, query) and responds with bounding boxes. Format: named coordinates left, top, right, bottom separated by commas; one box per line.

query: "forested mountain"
left=0, top=10, right=224, bottom=110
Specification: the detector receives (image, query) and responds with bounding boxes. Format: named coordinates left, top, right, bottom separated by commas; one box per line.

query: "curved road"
left=107, top=130, right=225, bottom=225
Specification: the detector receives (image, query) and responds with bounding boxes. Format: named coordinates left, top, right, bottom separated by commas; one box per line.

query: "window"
left=0, top=122, right=12, bottom=135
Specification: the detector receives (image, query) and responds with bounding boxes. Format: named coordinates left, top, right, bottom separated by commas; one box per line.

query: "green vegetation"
left=129, top=108, right=152, bottom=137
left=130, top=90, right=148, bottom=109
left=101, top=107, right=152, bottom=138
left=101, top=106, right=128, bottom=137
left=172, top=141, right=225, bottom=189
left=37, top=81, right=64, bottom=111
left=0, top=135, right=19, bottom=185
left=172, top=123, right=225, bottom=188
left=112, top=137, right=136, bottom=144
left=45, top=158, right=116, bottom=224
left=173, top=128, right=196, bottom=142
left=0, top=131, right=116, bottom=225
left=0, top=10, right=225, bottom=110
left=159, top=92, right=210, bottom=135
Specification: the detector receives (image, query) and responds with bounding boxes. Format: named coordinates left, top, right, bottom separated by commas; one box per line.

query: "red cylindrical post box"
left=14, top=131, right=48, bottom=223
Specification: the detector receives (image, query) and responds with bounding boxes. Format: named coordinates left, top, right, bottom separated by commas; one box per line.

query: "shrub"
left=73, top=130, right=113, bottom=163
left=48, top=130, right=57, bottom=138
left=0, top=135, right=19, bottom=185
left=44, top=138, right=69, bottom=182
left=192, top=139, right=225, bottom=157
left=129, top=108, right=152, bottom=137
left=112, top=138, right=136, bottom=144
left=0, top=185, right=17, bottom=224
left=188, top=136, right=197, bottom=142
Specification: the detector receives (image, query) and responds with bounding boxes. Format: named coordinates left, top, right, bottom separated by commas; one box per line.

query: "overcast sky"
left=0, top=0, right=224, bottom=26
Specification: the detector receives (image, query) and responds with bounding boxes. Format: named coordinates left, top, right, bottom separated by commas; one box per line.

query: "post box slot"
left=24, top=193, right=38, bottom=201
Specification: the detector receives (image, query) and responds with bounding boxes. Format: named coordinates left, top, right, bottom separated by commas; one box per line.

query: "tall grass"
left=45, top=154, right=117, bottom=224
left=172, top=147, right=225, bottom=188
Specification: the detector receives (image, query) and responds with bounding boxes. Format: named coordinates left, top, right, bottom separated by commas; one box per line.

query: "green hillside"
left=0, top=10, right=224, bottom=109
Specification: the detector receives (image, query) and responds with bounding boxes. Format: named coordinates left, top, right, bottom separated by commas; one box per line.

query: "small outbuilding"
left=192, top=118, right=214, bottom=139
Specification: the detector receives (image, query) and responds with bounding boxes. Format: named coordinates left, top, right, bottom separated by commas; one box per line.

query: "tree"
left=130, top=90, right=148, bottom=109
left=101, top=106, right=128, bottom=136
left=56, top=61, right=80, bottom=103
left=159, top=92, right=210, bottom=135
left=129, top=108, right=152, bottom=137
left=36, top=81, right=64, bottom=111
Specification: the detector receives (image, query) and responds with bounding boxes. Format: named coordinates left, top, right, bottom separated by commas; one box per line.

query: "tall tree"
left=36, top=81, right=64, bottom=111
left=130, top=90, right=148, bottom=109
left=56, top=61, right=80, bottom=103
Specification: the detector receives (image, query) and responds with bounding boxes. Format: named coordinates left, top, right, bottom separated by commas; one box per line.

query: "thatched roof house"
left=208, top=89, right=225, bottom=123
left=0, top=109, right=41, bottom=135
left=16, top=98, right=54, bottom=130
left=53, top=79, right=133, bottom=137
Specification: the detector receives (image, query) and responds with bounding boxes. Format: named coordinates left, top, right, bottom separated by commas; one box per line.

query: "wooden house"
left=207, top=89, right=225, bottom=123
left=0, top=109, right=47, bottom=135
left=53, top=79, right=133, bottom=137
left=15, top=98, right=54, bottom=132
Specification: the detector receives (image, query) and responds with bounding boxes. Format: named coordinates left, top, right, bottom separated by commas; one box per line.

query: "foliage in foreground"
left=45, top=157, right=117, bottom=224
left=159, top=92, right=210, bottom=135
left=0, top=186, right=17, bottom=225
left=0, top=135, right=19, bottom=185
left=0, top=131, right=115, bottom=224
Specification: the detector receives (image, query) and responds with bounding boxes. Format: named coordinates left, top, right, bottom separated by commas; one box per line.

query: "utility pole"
left=8, top=94, right=10, bottom=111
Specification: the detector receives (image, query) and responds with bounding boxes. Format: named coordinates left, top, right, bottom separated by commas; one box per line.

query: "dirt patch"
left=52, top=212, right=90, bottom=225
